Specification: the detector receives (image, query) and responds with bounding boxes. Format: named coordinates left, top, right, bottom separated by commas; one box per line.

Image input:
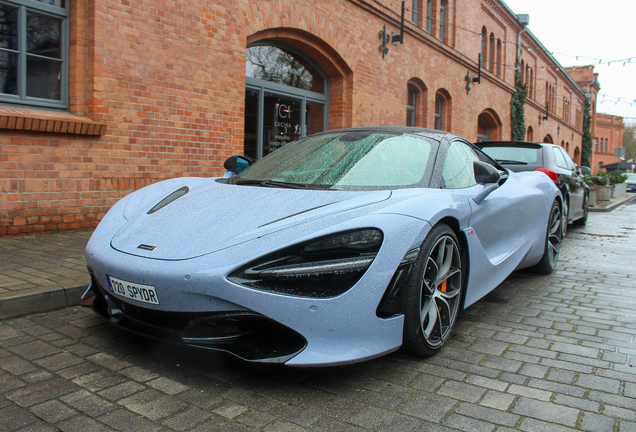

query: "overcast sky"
left=501, top=0, right=636, bottom=124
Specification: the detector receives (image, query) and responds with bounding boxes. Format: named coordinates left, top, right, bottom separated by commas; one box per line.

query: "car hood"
left=111, top=181, right=391, bottom=260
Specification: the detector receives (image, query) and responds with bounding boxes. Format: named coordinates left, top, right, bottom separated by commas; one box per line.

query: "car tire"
left=402, top=224, right=463, bottom=357
left=535, top=200, right=562, bottom=275
left=573, top=193, right=588, bottom=226
left=561, top=198, right=569, bottom=238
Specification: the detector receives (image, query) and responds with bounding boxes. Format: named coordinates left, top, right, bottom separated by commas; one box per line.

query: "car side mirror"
left=473, top=161, right=500, bottom=185
left=224, top=155, right=254, bottom=173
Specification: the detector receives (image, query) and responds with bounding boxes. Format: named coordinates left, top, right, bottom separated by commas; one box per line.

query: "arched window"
left=489, top=33, right=495, bottom=73
left=527, top=126, right=534, bottom=142
left=595, top=138, right=598, bottom=151
left=477, top=115, right=490, bottom=142
left=245, top=42, right=329, bottom=159
left=435, top=94, right=444, bottom=130
left=543, top=134, right=554, bottom=144
left=574, top=146, right=581, bottom=166
left=406, top=84, right=417, bottom=127
left=440, top=0, right=447, bottom=42
left=496, top=39, right=502, bottom=76
left=481, top=27, right=488, bottom=68
left=605, top=139, right=608, bottom=153
left=477, top=109, right=502, bottom=142
left=426, top=0, right=433, bottom=33
left=407, top=79, right=427, bottom=128
left=412, top=0, right=420, bottom=25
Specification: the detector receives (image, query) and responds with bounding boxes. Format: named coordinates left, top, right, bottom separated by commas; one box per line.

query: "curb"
left=589, top=193, right=636, bottom=212
left=0, top=284, right=88, bottom=321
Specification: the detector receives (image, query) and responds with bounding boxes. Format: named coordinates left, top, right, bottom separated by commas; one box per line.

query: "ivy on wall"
left=510, top=68, right=526, bottom=141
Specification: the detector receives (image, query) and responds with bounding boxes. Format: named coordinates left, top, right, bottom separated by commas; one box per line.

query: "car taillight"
left=535, top=168, right=559, bottom=184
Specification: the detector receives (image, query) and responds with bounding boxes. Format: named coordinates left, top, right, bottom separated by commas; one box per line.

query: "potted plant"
left=608, top=171, right=628, bottom=198
left=584, top=173, right=612, bottom=203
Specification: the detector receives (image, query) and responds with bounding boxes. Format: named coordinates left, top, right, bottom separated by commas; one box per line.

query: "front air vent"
left=147, top=186, right=189, bottom=214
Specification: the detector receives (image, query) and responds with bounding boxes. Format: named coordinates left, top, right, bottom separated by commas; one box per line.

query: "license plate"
left=106, top=275, right=160, bottom=305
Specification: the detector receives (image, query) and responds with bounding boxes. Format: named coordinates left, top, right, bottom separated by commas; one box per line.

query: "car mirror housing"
left=473, top=161, right=500, bottom=185
left=224, top=155, right=254, bottom=173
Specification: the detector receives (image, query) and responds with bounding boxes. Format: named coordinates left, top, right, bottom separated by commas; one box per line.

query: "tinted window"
left=559, top=148, right=576, bottom=171
left=553, top=147, right=568, bottom=170
left=443, top=141, right=479, bottom=189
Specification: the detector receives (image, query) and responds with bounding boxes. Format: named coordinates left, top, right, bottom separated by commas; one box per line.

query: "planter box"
left=596, top=185, right=612, bottom=201
left=612, top=182, right=626, bottom=198
left=589, top=189, right=597, bottom=207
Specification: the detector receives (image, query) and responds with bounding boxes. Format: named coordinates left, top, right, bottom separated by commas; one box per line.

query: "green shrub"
left=607, top=170, right=628, bottom=185
left=584, top=173, right=609, bottom=186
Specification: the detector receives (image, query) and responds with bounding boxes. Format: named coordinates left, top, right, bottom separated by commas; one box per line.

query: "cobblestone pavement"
left=1, top=202, right=635, bottom=431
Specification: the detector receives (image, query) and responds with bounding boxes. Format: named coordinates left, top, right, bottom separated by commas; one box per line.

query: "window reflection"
left=246, top=46, right=324, bottom=93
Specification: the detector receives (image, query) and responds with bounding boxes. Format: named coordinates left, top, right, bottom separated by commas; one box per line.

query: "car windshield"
left=233, top=131, right=435, bottom=190
left=480, top=146, right=539, bottom=164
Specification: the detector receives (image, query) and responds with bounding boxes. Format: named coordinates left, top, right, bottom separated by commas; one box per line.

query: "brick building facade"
left=0, top=0, right=601, bottom=236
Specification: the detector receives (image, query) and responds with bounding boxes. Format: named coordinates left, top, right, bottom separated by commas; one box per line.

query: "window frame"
left=0, top=0, right=70, bottom=109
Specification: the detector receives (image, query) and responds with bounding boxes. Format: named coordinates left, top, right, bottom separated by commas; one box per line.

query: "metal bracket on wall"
left=465, top=54, right=482, bottom=94
left=379, top=24, right=390, bottom=58
left=379, top=1, right=405, bottom=58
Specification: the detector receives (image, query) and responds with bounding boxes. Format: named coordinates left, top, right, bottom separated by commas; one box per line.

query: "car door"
left=436, top=139, right=546, bottom=305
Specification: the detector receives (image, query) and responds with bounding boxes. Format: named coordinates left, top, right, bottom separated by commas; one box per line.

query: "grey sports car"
left=82, top=127, right=562, bottom=366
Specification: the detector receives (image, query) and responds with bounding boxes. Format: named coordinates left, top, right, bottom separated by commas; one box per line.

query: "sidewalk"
left=1, top=193, right=635, bottom=321
left=0, top=230, right=92, bottom=320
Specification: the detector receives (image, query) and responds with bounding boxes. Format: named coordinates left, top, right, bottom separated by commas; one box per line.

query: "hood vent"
left=147, top=186, right=189, bottom=214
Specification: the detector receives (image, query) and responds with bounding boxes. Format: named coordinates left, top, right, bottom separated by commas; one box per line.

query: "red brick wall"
left=0, top=0, right=590, bottom=236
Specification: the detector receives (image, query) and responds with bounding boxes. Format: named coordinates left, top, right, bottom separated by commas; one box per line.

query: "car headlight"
left=228, top=229, right=383, bottom=298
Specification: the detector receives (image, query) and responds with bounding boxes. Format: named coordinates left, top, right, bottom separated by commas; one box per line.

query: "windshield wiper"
left=234, top=179, right=308, bottom=189
left=495, top=159, right=528, bottom=165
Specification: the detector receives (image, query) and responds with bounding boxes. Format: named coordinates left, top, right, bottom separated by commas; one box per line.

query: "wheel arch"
left=435, top=216, right=470, bottom=311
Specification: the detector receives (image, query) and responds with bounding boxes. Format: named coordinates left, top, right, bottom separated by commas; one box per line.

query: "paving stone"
left=97, top=409, right=161, bottom=432
left=580, top=412, right=616, bottom=432
left=443, top=413, right=495, bottom=432
left=576, top=374, right=622, bottom=394
left=553, top=394, right=601, bottom=412
left=465, top=375, right=508, bottom=392
left=118, top=389, right=188, bottom=421
left=620, top=420, right=636, bottom=432
left=60, top=389, right=116, bottom=417
left=480, top=356, right=522, bottom=373
left=28, top=400, right=77, bottom=424
left=519, top=364, right=548, bottom=378
left=33, top=352, right=84, bottom=372
left=1, top=355, right=39, bottom=376
left=511, top=397, right=579, bottom=427
left=546, top=368, right=576, bottom=384
left=603, top=405, right=636, bottom=422
left=57, top=415, right=115, bottom=432
left=398, top=392, right=457, bottom=422
left=507, top=384, right=552, bottom=401
left=518, top=417, right=579, bottom=432
left=0, top=405, right=38, bottom=430
left=269, top=403, right=321, bottom=428
left=527, top=378, right=586, bottom=398
left=447, top=360, right=501, bottom=379
left=6, top=340, right=62, bottom=360
left=6, top=377, right=79, bottom=407
left=479, top=390, right=515, bottom=411
left=410, top=374, right=445, bottom=392
left=437, top=380, right=486, bottom=403
left=455, top=402, right=520, bottom=427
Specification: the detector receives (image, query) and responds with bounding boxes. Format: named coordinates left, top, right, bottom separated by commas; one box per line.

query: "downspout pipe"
left=515, top=14, right=530, bottom=72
